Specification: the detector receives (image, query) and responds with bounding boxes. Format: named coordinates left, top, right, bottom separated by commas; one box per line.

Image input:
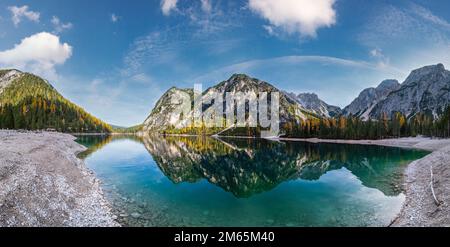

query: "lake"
left=75, top=135, right=429, bottom=227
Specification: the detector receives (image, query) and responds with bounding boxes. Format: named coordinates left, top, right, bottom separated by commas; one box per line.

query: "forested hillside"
left=0, top=70, right=111, bottom=133
left=283, top=108, right=450, bottom=139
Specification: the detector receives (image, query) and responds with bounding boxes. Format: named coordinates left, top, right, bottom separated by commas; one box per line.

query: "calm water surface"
left=75, top=135, right=429, bottom=227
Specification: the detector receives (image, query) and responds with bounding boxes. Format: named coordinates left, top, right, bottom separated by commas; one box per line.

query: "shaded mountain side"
left=343, top=79, right=400, bottom=120
left=370, top=64, right=450, bottom=119
left=291, top=92, right=342, bottom=118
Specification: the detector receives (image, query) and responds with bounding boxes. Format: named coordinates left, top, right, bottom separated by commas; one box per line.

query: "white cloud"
left=8, top=5, right=40, bottom=27
left=161, top=0, right=178, bottom=16
left=0, top=32, right=73, bottom=80
left=263, top=25, right=276, bottom=36
left=369, top=48, right=392, bottom=69
left=194, top=55, right=403, bottom=81
left=111, top=13, right=120, bottom=23
left=360, top=4, right=450, bottom=47
left=159, top=0, right=242, bottom=36
left=131, top=73, right=153, bottom=83
left=370, top=48, right=383, bottom=58
left=200, top=0, right=212, bottom=13
left=410, top=3, right=450, bottom=30
left=248, top=0, right=336, bottom=37
left=51, top=16, right=73, bottom=34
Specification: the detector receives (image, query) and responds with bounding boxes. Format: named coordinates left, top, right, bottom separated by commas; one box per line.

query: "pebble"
left=131, top=212, right=141, bottom=218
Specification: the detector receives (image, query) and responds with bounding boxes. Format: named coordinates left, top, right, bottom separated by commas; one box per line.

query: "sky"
left=1, top=0, right=450, bottom=126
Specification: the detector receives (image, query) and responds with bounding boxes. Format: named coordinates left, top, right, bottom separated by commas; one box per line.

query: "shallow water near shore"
left=75, top=135, right=429, bottom=227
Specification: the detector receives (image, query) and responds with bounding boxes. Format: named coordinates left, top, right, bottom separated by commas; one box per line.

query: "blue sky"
left=1, top=0, right=450, bottom=126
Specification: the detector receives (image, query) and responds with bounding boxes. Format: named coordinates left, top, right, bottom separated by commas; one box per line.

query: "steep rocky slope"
left=370, top=64, right=450, bottom=119
left=343, top=79, right=400, bottom=120
left=143, top=74, right=318, bottom=133
left=292, top=92, right=342, bottom=118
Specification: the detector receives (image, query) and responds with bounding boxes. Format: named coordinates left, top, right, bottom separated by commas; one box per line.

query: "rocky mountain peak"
left=369, top=63, right=450, bottom=119
left=297, top=93, right=319, bottom=100
left=343, top=79, right=401, bottom=119
left=377, top=79, right=400, bottom=91
left=227, top=73, right=260, bottom=86
left=228, top=73, right=254, bottom=82
left=143, top=74, right=322, bottom=133
left=294, top=92, right=342, bottom=118
left=413, top=63, right=445, bottom=74
left=404, top=63, right=448, bottom=85
left=211, top=73, right=274, bottom=94
left=167, top=86, right=189, bottom=94
left=0, top=69, right=24, bottom=94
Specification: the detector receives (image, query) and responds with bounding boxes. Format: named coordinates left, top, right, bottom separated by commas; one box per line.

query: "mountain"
left=369, top=64, right=450, bottom=119
left=290, top=92, right=342, bottom=118
left=112, top=124, right=143, bottom=133
left=143, top=74, right=319, bottom=133
left=142, top=87, right=194, bottom=132
left=0, top=69, right=111, bottom=132
left=343, top=79, right=400, bottom=120
left=143, top=64, right=450, bottom=136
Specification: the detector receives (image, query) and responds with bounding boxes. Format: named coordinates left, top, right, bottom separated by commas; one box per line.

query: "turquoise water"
left=75, top=135, right=429, bottom=227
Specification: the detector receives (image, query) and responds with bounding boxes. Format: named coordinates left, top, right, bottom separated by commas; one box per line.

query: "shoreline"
left=0, top=130, right=120, bottom=227
left=141, top=132, right=450, bottom=152
left=276, top=136, right=450, bottom=152
left=274, top=136, right=450, bottom=226
left=1, top=130, right=449, bottom=227
left=276, top=136, right=450, bottom=226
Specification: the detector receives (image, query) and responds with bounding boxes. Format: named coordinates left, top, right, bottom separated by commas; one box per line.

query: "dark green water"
left=75, top=135, right=429, bottom=227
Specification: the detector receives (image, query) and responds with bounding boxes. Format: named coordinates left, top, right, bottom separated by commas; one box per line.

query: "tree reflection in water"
left=78, top=135, right=429, bottom=198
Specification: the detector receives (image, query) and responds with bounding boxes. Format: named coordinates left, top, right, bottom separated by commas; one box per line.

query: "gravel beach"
left=0, top=130, right=119, bottom=227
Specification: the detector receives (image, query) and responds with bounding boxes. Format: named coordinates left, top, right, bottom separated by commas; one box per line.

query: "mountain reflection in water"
left=78, top=135, right=427, bottom=198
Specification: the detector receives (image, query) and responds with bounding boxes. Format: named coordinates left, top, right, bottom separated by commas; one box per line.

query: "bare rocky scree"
left=0, top=130, right=119, bottom=227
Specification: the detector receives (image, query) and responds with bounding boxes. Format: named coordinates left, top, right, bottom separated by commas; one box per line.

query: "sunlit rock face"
left=290, top=92, right=342, bottom=118
left=0, top=69, right=24, bottom=95
left=370, top=64, right=450, bottom=119
left=343, top=79, right=400, bottom=120
left=343, top=64, right=450, bottom=120
left=142, top=74, right=319, bottom=133
left=142, top=87, right=194, bottom=132
left=143, top=64, right=450, bottom=131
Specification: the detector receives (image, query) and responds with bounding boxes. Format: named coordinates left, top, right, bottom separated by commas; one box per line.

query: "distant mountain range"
left=342, top=79, right=401, bottom=120
left=1, top=63, right=449, bottom=135
left=369, top=64, right=450, bottom=119
left=288, top=92, right=342, bottom=118
left=0, top=69, right=111, bottom=133
left=143, top=63, right=450, bottom=134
